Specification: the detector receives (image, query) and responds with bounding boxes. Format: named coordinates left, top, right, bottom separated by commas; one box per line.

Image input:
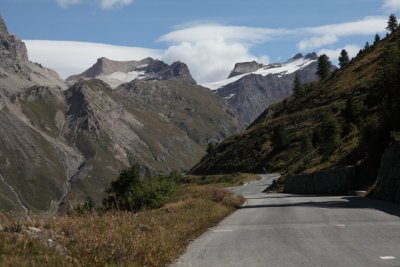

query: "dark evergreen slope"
left=191, top=28, right=400, bottom=190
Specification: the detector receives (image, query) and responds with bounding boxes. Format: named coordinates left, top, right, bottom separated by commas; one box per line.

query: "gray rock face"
left=116, top=79, right=241, bottom=146
left=228, top=61, right=264, bottom=78
left=0, top=16, right=28, bottom=68
left=149, top=61, right=196, bottom=84
left=67, top=57, right=153, bottom=80
left=370, top=142, right=400, bottom=203
left=0, top=16, right=66, bottom=93
left=215, top=54, right=319, bottom=125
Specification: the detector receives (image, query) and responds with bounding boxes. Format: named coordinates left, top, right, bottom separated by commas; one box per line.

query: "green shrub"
left=391, top=131, right=400, bottom=142
left=272, top=125, right=290, bottom=148
left=360, top=114, right=381, bottom=144
left=103, top=165, right=179, bottom=212
left=344, top=97, right=367, bottom=123
left=300, top=131, right=314, bottom=153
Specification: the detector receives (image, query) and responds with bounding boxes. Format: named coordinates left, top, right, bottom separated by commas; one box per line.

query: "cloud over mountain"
left=56, top=0, right=134, bottom=9
left=383, top=0, right=400, bottom=11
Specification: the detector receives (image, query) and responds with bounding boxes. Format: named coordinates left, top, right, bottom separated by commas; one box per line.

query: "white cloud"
left=159, top=24, right=290, bottom=44
left=298, top=35, right=339, bottom=51
left=56, top=0, right=134, bottom=9
left=298, top=16, right=387, bottom=53
left=162, top=40, right=262, bottom=84
left=159, top=24, right=286, bottom=83
left=383, top=0, right=400, bottom=11
left=100, top=0, right=133, bottom=9
left=24, top=40, right=162, bottom=79
left=306, top=16, right=387, bottom=37
left=57, top=0, right=82, bottom=8
left=318, top=44, right=361, bottom=63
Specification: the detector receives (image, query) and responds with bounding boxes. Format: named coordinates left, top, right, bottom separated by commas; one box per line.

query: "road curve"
left=172, top=174, right=400, bottom=267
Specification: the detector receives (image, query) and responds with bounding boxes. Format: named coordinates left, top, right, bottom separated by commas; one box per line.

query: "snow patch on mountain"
left=97, top=70, right=147, bottom=89
left=202, top=57, right=317, bottom=91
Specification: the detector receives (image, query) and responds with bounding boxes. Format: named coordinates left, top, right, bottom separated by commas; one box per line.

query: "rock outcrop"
left=0, top=16, right=28, bottom=67
left=228, top=61, right=264, bottom=78
left=370, top=142, right=400, bottom=203
left=0, top=16, right=66, bottom=93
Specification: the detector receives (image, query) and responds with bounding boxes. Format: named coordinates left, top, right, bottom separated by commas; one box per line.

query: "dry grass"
left=181, top=173, right=261, bottom=187
left=0, top=185, right=244, bottom=267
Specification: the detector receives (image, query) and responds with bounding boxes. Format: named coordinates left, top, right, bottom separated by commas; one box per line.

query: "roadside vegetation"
left=0, top=168, right=253, bottom=266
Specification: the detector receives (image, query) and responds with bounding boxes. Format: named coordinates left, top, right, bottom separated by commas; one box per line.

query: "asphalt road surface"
left=172, top=174, right=400, bottom=267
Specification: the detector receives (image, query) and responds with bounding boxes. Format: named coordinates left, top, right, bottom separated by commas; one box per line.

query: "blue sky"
left=1, top=0, right=400, bottom=83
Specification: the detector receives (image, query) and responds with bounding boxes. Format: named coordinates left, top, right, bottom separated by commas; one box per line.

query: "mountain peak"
left=305, top=52, right=318, bottom=60
left=0, top=15, right=28, bottom=66
left=288, top=53, right=304, bottom=62
left=0, top=15, right=8, bottom=37
left=287, top=52, right=318, bottom=62
left=228, top=61, right=264, bottom=78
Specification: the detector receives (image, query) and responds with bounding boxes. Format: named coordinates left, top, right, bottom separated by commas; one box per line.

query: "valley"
left=1, top=4, right=400, bottom=267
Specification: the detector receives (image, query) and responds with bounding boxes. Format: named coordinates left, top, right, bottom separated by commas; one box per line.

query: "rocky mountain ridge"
left=67, top=57, right=196, bottom=88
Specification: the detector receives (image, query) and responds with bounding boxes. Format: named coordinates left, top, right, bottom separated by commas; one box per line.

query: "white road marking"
left=213, top=229, right=233, bottom=233
left=380, top=256, right=396, bottom=260
left=335, top=224, right=346, bottom=227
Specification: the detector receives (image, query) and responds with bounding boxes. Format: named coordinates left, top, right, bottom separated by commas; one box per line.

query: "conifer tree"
left=293, top=74, right=304, bottom=96
left=374, top=33, right=381, bottom=45
left=316, top=54, right=331, bottom=80
left=338, top=49, right=350, bottom=68
left=364, top=42, right=370, bottom=50
left=387, top=14, right=399, bottom=33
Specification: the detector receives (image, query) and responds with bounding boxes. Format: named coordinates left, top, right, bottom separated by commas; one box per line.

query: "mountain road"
left=172, top=174, right=400, bottom=267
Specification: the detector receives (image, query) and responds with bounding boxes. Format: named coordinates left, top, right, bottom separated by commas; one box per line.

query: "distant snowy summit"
left=67, top=57, right=196, bottom=88
left=203, top=53, right=318, bottom=91
left=202, top=53, right=320, bottom=125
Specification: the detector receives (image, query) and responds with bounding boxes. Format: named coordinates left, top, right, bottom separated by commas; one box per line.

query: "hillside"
left=191, top=28, right=400, bottom=190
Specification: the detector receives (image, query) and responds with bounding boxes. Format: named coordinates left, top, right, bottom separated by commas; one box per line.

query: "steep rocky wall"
left=369, top=142, right=400, bottom=203
left=284, top=167, right=355, bottom=195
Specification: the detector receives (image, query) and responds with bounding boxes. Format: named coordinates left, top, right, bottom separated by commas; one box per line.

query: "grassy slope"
left=0, top=174, right=256, bottom=266
left=191, top=29, right=400, bottom=190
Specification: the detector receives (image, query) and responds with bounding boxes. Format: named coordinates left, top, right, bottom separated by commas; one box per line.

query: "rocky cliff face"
left=0, top=16, right=66, bottom=93
left=228, top=61, right=264, bottom=78
left=0, top=16, right=28, bottom=67
left=370, top=142, right=400, bottom=203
